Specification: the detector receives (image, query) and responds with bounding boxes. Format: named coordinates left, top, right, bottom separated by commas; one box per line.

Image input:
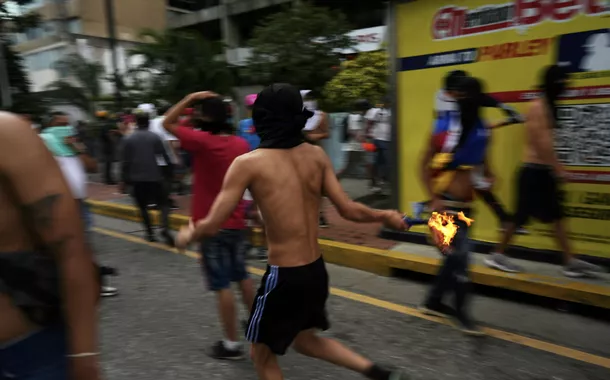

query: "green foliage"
left=0, top=0, right=46, bottom=115
left=129, top=29, right=234, bottom=103
left=322, top=50, right=389, bottom=112
left=45, top=53, right=106, bottom=115
left=243, top=1, right=354, bottom=93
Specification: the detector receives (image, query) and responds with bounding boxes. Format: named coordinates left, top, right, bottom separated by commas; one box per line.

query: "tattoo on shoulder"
left=21, top=194, right=62, bottom=229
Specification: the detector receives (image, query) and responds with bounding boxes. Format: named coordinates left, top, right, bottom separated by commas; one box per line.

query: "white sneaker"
left=563, top=259, right=604, bottom=278
left=484, top=253, right=523, bottom=273
left=101, top=286, right=119, bottom=297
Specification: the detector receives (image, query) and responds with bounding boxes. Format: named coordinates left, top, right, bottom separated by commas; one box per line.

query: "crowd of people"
left=0, top=63, right=605, bottom=380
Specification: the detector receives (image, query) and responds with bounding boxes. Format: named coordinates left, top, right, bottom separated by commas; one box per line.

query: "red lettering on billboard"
left=431, top=0, right=609, bottom=40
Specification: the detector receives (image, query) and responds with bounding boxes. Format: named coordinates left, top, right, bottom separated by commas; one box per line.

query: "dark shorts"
left=246, top=256, right=330, bottom=355
left=0, top=325, right=68, bottom=380
left=200, top=229, right=249, bottom=291
left=514, top=163, right=564, bottom=225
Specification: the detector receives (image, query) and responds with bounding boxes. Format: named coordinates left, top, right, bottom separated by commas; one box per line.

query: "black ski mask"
left=541, top=65, right=569, bottom=123
left=253, top=83, right=314, bottom=149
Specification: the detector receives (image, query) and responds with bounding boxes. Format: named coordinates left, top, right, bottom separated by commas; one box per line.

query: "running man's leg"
left=200, top=230, right=245, bottom=359
left=230, top=230, right=256, bottom=312
left=132, top=182, right=154, bottom=239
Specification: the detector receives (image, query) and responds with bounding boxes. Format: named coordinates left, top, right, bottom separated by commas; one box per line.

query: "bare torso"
left=245, top=144, right=325, bottom=267
left=0, top=180, right=39, bottom=342
left=444, top=170, right=475, bottom=201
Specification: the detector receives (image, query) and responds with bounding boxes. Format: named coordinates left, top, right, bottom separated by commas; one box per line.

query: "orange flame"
left=427, top=212, right=475, bottom=252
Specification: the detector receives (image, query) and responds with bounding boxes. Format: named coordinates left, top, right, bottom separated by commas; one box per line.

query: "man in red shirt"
left=163, top=91, right=255, bottom=360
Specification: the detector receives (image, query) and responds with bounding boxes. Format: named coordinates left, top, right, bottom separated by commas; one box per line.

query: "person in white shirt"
left=365, top=97, right=392, bottom=193
left=337, top=99, right=373, bottom=188
left=150, top=105, right=181, bottom=210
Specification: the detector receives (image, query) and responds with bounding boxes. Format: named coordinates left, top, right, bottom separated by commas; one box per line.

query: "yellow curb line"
left=87, top=199, right=610, bottom=309
left=92, top=226, right=610, bottom=370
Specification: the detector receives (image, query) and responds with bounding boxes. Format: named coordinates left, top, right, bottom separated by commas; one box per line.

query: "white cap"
left=300, top=90, right=312, bottom=98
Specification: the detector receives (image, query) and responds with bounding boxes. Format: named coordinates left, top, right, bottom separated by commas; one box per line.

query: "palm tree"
left=45, top=53, right=106, bottom=116
left=129, top=29, right=234, bottom=103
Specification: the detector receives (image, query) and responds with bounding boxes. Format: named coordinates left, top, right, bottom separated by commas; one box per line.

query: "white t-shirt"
left=365, top=107, right=391, bottom=141
left=149, top=116, right=178, bottom=165
left=303, top=110, right=323, bottom=131
left=435, top=90, right=457, bottom=113
left=343, top=113, right=365, bottom=152
left=56, top=156, right=87, bottom=200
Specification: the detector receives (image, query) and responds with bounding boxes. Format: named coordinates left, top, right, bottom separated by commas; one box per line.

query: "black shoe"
left=418, top=301, right=456, bottom=318
left=452, top=312, right=485, bottom=337
left=319, top=217, right=330, bottom=228
left=207, top=341, right=245, bottom=361
left=147, top=233, right=157, bottom=243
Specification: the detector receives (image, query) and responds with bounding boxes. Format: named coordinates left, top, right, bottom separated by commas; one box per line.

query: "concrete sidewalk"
left=86, top=182, right=610, bottom=309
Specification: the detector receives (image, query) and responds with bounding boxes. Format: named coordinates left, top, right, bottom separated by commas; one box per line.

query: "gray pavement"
left=92, top=215, right=610, bottom=380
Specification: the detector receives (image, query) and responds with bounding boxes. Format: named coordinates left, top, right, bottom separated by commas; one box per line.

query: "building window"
left=23, top=46, right=66, bottom=72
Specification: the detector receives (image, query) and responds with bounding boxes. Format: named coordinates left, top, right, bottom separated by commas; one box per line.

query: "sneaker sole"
left=101, top=292, right=119, bottom=297
left=449, top=319, right=486, bottom=337
left=207, top=353, right=245, bottom=361
left=484, top=258, right=521, bottom=273
left=417, top=306, right=449, bottom=318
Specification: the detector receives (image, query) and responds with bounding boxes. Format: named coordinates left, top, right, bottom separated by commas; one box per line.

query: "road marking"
left=93, top=226, right=610, bottom=370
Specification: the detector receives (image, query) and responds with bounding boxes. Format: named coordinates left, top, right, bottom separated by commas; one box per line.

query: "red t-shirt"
left=174, top=126, right=249, bottom=229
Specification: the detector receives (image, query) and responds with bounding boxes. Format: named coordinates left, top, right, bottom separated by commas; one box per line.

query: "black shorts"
left=514, top=163, right=564, bottom=225
left=246, top=256, right=330, bottom=355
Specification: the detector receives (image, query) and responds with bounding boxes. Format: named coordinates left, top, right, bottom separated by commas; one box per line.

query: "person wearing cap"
left=162, top=91, right=255, bottom=360
left=365, top=97, right=392, bottom=194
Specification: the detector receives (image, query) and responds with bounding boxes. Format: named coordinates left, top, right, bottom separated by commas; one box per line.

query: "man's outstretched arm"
left=321, top=148, right=405, bottom=229
left=0, top=113, right=100, bottom=380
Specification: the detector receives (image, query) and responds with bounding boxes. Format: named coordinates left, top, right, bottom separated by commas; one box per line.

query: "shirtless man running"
left=485, top=65, right=603, bottom=277
left=176, top=84, right=409, bottom=380
left=0, top=112, right=100, bottom=379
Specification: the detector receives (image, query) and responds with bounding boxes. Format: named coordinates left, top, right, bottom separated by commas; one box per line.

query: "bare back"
left=246, top=144, right=326, bottom=267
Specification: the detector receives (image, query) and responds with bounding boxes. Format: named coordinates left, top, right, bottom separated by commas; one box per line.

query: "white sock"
left=223, top=340, right=241, bottom=350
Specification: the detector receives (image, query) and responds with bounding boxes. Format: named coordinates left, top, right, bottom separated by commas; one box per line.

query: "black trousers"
left=131, top=181, right=170, bottom=234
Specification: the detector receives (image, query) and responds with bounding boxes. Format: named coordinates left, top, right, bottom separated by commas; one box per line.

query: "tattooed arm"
left=0, top=112, right=100, bottom=380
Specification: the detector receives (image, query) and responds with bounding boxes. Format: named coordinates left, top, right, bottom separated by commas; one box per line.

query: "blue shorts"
left=200, top=229, right=249, bottom=291
left=0, top=325, right=68, bottom=380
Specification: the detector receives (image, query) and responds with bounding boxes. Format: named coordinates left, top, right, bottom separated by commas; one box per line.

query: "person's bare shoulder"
left=526, top=98, right=545, bottom=127
left=0, top=112, right=42, bottom=156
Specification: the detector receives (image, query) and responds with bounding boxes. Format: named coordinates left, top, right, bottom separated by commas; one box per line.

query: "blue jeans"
left=425, top=202, right=473, bottom=313
left=373, top=139, right=390, bottom=180
left=0, top=325, right=68, bottom=380
left=200, top=230, right=249, bottom=291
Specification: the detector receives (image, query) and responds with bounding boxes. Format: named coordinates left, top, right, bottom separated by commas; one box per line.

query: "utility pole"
left=104, top=0, right=122, bottom=109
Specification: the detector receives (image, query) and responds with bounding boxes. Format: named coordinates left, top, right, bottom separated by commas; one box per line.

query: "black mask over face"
left=253, top=83, right=314, bottom=149
left=193, top=118, right=226, bottom=134
left=542, top=65, right=569, bottom=123
left=456, top=77, right=483, bottom=150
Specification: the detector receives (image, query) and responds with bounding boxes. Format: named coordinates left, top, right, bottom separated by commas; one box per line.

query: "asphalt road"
left=92, top=215, right=610, bottom=380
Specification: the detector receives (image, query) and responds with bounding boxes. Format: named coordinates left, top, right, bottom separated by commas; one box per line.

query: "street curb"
left=87, top=199, right=610, bottom=309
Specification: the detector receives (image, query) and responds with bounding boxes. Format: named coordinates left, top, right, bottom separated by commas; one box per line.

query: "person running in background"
left=301, top=90, right=331, bottom=228
left=485, top=65, right=604, bottom=278
left=0, top=111, right=101, bottom=380
left=121, top=111, right=174, bottom=246
left=365, top=96, right=392, bottom=194
left=414, top=70, right=527, bottom=234
left=418, top=76, right=506, bottom=335
left=239, top=94, right=267, bottom=261
left=163, top=91, right=255, bottom=360
left=175, top=83, right=409, bottom=380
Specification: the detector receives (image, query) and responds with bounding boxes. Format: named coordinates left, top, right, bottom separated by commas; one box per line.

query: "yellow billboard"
left=396, top=0, right=610, bottom=258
